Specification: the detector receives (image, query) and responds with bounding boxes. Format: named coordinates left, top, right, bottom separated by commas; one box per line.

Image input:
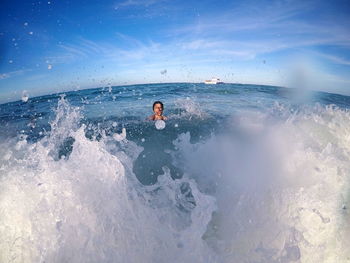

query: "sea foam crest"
left=172, top=103, right=350, bottom=262
left=0, top=97, right=218, bottom=263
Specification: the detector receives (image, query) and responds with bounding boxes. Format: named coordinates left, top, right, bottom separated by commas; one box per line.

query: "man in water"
left=148, top=101, right=167, bottom=120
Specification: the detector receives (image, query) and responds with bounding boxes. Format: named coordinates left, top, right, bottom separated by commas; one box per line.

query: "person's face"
left=153, top=103, right=163, bottom=115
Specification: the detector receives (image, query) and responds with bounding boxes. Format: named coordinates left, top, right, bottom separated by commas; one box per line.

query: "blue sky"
left=0, top=0, right=350, bottom=102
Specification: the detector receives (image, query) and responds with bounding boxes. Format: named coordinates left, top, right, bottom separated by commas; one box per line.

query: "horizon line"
left=0, top=81, right=347, bottom=106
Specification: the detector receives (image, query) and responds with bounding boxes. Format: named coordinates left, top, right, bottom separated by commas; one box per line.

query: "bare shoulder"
left=147, top=114, right=155, bottom=121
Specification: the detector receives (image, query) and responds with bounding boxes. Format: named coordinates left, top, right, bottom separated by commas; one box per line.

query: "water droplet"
left=174, top=123, right=178, bottom=128
left=24, top=22, right=28, bottom=26
left=22, top=91, right=29, bottom=102
left=29, top=31, right=33, bottom=35
left=141, top=138, right=145, bottom=142
left=155, top=120, right=166, bottom=130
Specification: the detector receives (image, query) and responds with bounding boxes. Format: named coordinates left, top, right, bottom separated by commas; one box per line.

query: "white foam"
left=21, top=91, right=29, bottom=102
left=113, top=127, right=126, bottom=141
left=172, top=104, right=350, bottom=262
left=174, top=98, right=207, bottom=119
left=0, top=98, right=217, bottom=263
left=1, top=97, right=349, bottom=262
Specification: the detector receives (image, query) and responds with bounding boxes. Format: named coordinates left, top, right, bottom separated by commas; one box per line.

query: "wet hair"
left=153, top=101, right=164, bottom=110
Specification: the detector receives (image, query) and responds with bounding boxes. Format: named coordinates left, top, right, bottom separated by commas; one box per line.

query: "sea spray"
left=173, top=103, right=350, bottom=262
left=1, top=83, right=350, bottom=262
left=0, top=97, right=218, bottom=262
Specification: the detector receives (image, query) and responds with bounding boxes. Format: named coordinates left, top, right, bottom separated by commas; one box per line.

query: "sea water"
left=0, top=83, right=349, bottom=262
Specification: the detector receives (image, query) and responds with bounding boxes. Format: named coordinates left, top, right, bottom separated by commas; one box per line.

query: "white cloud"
left=313, top=52, right=350, bottom=66
left=115, top=0, right=165, bottom=8
left=0, top=69, right=31, bottom=80
left=181, top=39, right=224, bottom=50
left=58, top=44, right=89, bottom=58
left=170, top=0, right=350, bottom=55
left=20, top=0, right=350, bottom=96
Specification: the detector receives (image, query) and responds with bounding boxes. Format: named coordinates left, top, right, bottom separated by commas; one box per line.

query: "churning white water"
left=173, top=103, right=350, bottom=262
left=0, top=98, right=217, bottom=262
left=0, top=97, right=349, bottom=262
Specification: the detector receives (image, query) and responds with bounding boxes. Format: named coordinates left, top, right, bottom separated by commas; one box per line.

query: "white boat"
left=204, top=78, right=224, bottom=84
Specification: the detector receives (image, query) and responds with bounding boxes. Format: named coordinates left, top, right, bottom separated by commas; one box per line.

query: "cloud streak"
left=1, top=0, right=349, bottom=99
left=0, top=69, right=32, bottom=80
left=313, top=52, right=350, bottom=66
left=115, top=0, right=163, bottom=8
left=170, top=0, right=350, bottom=55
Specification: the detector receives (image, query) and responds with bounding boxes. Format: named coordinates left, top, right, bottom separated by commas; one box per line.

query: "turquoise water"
left=0, top=83, right=350, bottom=262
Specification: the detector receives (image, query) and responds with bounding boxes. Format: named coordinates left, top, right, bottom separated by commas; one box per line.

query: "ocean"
left=0, top=83, right=349, bottom=262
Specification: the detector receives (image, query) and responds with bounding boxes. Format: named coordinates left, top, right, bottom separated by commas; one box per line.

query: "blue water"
left=0, top=83, right=350, bottom=262
left=1, top=83, right=349, bottom=140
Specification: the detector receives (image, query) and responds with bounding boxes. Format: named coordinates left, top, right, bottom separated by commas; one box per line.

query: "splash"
left=21, top=90, right=29, bottom=102
left=1, top=93, right=350, bottom=262
left=172, top=103, right=350, bottom=262
left=0, top=97, right=217, bottom=262
left=174, top=98, right=206, bottom=119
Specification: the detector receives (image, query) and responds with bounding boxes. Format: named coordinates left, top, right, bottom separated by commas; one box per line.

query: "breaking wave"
left=0, top=95, right=349, bottom=262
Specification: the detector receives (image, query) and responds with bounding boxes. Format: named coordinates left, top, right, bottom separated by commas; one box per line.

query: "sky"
left=0, top=0, right=350, bottom=102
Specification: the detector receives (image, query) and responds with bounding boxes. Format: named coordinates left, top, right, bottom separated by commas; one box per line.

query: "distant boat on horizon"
left=204, top=78, right=224, bottom=85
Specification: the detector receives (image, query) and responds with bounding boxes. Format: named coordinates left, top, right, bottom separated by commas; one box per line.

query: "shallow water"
left=0, top=83, right=349, bottom=262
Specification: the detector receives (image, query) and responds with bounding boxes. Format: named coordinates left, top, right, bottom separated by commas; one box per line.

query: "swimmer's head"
left=153, top=101, right=164, bottom=116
